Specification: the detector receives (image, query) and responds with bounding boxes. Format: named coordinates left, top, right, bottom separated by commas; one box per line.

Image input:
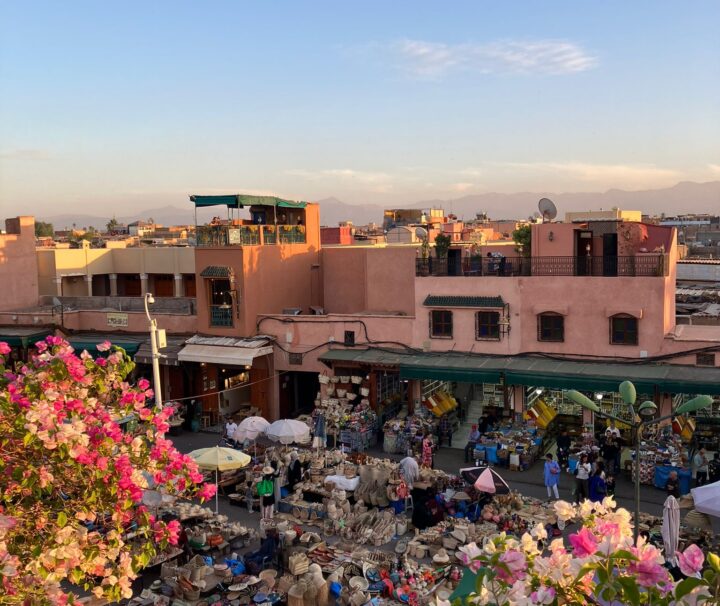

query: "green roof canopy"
left=0, top=328, right=52, bottom=348
left=199, top=265, right=232, bottom=278
left=318, top=348, right=720, bottom=394
left=190, top=194, right=306, bottom=209
left=68, top=336, right=143, bottom=358
left=423, top=295, right=504, bottom=308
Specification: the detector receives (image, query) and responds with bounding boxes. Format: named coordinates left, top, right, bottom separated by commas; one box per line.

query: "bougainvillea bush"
left=0, top=337, right=216, bottom=603
left=456, top=497, right=720, bottom=606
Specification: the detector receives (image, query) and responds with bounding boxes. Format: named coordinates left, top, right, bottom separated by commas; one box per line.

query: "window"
left=208, top=278, right=233, bottom=327
left=476, top=311, right=500, bottom=340
left=696, top=353, right=716, bottom=367
left=430, top=310, right=453, bottom=338
left=538, top=313, right=564, bottom=342
left=610, top=314, right=638, bottom=345
left=289, top=352, right=303, bottom=365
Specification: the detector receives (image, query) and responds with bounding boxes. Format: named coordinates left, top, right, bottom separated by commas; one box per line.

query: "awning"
left=200, top=265, right=232, bottom=278
left=68, top=335, right=143, bottom=357
left=0, top=327, right=52, bottom=348
left=178, top=343, right=273, bottom=366
left=318, top=348, right=720, bottom=394
left=190, top=194, right=306, bottom=209
left=134, top=337, right=187, bottom=366
left=423, top=295, right=504, bottom=308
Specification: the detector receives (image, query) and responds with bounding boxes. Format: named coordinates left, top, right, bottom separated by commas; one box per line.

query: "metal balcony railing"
left=196, top=224, right=305, bottom=246
left=210, top=305, right=233, bottom=327
left=415, top=254, right=669, bottom=277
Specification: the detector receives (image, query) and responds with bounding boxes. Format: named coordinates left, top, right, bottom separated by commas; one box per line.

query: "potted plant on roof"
left=434, top=233, right=451, bottom=276
left=419, top=236, right=431, bottom=276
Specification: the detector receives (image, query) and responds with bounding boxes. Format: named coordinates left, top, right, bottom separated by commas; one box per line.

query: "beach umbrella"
left=691, top=479, right=720, bottom=518
left=470, top=467, right=510, bottom=495
left=662, top=495, right=680, bottom=567
left=266, top=419, right=311, bottom=445
left=188, top=446, right=252, bottom=513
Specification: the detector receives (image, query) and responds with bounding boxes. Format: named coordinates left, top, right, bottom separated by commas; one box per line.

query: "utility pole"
left=144, top=293, right=165, bottom=408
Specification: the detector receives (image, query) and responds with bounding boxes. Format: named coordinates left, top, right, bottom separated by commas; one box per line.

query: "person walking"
left=692, top=448, right=709, bottom=487
left=543, top=453, right=561, bottom=500
left=574, top=454, right=591, bottom=504
left=421, top=431, right=434, bottom=468
left=464, top=425, right=481, bottom=463
left=589, top=467, right=607, bottom=502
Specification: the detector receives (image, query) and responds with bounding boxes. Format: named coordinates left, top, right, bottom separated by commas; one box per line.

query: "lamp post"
left=567, top=382, right=712, bottom=543
left=144, top=293, right=164, bottom=409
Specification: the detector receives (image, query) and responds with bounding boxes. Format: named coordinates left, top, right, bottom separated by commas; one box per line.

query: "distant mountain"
left=35, top=181, right=720, bottom=229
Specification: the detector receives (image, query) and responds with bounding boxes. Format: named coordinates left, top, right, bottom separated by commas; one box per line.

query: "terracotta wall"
left=322, top=247, right=415, bottom=315
left=0, top=217, right=39, bottom=311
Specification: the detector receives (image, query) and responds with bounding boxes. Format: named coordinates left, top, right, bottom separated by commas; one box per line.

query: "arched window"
left=537, top=312, right=564, bottom=342
left=610, top=314, right=638, bottom=345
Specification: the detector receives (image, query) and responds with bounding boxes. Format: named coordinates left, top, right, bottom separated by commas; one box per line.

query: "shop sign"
left=107, top=312, right=129, bottom=328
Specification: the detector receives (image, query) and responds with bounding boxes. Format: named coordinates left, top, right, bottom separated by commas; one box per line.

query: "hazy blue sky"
left=1, top=1, right=719, bottom=214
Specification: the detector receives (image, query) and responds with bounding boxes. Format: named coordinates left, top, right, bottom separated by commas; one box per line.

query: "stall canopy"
left=0, top=327, right=52, bottom=348
left=190, top=194, right=307, bottom=209
left=177, top=335, right=273, bottom=366
left=67, top=334, right=144, bottom=357
left=319, top=348, right=720, bottom=394
left=134, top=336, right=188, bottom=367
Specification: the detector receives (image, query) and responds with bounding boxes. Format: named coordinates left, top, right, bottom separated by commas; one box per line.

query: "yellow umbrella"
left=188, top=446, right=251, bottom=512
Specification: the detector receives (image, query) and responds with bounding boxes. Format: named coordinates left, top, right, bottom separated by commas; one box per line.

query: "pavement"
left=169, top=429, right=672, bottom=517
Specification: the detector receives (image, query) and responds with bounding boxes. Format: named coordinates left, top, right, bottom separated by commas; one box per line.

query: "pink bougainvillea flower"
left=568, top=527, right=598, bottom=558
left=678, top=544, right=704, bottom=577
left=628, top=539, right=669, bottom=588
left=96, top=341, right=112, bottom=352
left=0, top=342, right=11, bottom=355
left=496, top=549, right=527, bottom=584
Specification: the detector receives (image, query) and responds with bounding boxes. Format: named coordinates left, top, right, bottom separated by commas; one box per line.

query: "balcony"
left=210, top=305, right=234, bottom=327
left=196, top=224, right=306, bottom=247
left=416, top=254, right=669, bottom=277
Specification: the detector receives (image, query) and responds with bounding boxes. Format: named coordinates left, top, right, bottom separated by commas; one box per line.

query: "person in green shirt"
left=258, top=466, right=277, bottom=520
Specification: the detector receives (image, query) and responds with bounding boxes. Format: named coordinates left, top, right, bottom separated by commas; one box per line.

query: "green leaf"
left=708, top=552, right=720, bottom=573
left=674, top=577, right=705, bottom=601
left=612, top=549, right=637, bottom=561
left=617, top=576, right=640, bottom=606
left=23, top=433, right=33, bottom=447
left=57, top=511, right=68, bottom=528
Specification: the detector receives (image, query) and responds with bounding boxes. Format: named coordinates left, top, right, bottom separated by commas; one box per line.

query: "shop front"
left=0, top=326, right=53, bottom=363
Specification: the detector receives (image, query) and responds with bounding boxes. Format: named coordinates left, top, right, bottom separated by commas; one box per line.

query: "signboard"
left=107, top=312, right=129, bottom=328
left=227, top=227, right=241, bottom=245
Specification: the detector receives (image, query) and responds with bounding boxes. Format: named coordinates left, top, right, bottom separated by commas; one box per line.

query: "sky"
left=1, top=1, right=719, bottom=215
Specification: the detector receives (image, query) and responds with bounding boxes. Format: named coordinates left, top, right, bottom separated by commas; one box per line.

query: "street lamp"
left=144, top=293, right=165, bottom=409
left=566, top=382, right=712, bottom=542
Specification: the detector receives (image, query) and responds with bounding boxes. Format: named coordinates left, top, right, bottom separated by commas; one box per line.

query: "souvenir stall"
left=470, top=426, right=545, bottom=471
left=382, top=413, right=435, bottom=455
left=628, top=429, right=693, bottom=495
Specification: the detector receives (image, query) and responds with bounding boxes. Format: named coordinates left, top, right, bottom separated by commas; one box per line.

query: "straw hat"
left=349, top=577, right=369, bottom=591
left=453, top=491, right=471, bottom=501
left=433, top=548, right=450, bottom=564
left=262, top=466, right=275, bottom=475
left=451, top=529, right=467, bottom=543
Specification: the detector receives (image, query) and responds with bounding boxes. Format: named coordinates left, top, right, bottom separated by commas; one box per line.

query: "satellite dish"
left=538, top=198, right=558, bottom=223
left=52, top=297, right=62, bottom=307
left=415, top=227, right=428, bottom=240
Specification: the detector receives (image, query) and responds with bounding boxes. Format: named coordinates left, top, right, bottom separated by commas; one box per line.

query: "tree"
left=106, top=217, right=119, bottom=233
left=512, top=224, right=531, bottom=257
left=0, top=337, right=215, bottom=603
left=34, top=222, right=54, bottom=238
left=434, top=233, right=451, bottom=258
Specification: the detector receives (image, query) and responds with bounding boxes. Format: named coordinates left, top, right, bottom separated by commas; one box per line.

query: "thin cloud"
left=392, top=38, right=597, bottom=79
left=0, top=148, right=52, bottom=160
left=286, top=168, right=392, bottom=184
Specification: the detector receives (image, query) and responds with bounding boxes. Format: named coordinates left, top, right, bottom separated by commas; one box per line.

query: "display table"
left=324, top=474, right=360, bottom=491
left=654, top=465, right=691, bottom=495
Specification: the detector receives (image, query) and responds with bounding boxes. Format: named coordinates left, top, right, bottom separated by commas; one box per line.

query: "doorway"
left=602, top=233, right=618, bottom=276
left=575, top=230, right=594, bottom=276
left=447, top=248, right=462, bottom=276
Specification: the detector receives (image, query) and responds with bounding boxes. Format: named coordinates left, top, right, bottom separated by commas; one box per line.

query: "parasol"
left=312, top=412, right=327, bottom=450
left=233, top=416, right=270, bottom=442
left=188, top=446, right=252, bottom=512
left=461, top=466, right=510, bottom=495
left=690, top=479, right=720, bottom=518
left=266, top=419, right=311, bottom=445
left=662, top=495, right=680, bottom=567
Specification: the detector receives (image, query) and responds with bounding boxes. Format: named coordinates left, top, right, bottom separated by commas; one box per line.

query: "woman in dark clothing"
left=287, top=451, right=302, bottom=491
left=244, top=534, right=279, bottom=574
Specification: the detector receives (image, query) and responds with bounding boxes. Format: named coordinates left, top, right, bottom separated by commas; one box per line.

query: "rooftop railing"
left=196, top=224, right=306, bottom=247
left=416, top=254, right=669, bottom=277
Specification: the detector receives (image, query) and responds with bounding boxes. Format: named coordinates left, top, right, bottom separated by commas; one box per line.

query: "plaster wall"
left=0, top=217, right=39, bottom=310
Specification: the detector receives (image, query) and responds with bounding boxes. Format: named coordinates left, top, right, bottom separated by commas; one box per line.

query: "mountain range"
left=35, top=181, right=720, bottom=230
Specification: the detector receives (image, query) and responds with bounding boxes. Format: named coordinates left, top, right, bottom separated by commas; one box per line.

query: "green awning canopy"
left=423, top=295, right=504, bottom=308
left=318, top=348, right=720, bottom=394
left=68, top=336, right=143, bottom=358
left=190, top=194, right=306, bottom=209
left=0, top=328, right=52, bottom=348
left=200, top=265, right=232, bottom=278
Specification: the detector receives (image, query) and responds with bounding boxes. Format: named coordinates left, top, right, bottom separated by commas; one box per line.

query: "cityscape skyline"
left=1, top=1, right=719, bottom=216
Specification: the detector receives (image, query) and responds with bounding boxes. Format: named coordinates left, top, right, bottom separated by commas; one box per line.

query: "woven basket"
left=318, top=374, right=330, bottom=384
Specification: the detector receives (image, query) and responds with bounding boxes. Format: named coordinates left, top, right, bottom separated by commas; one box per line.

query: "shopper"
left=692, top=448, right=709, bottom=487
left=287, top=451, right=302, bottom=491
left=245, top=480, right=255, bottom=513
left=438, top=415, right=452, bottom=448
left=556, top=430, right=571, bottom=467
left=543, top=453, right=561, bottom=500
left=601, top=435, right=618, bottom=476
left=464, top=425, right=481, bottom=463
left=258, top=466, right=277, bottom=520
left=421, top=431, right=434, bottom=468
left=574, top=454, right=591, bottom=503
left=589, top=468, right=607, bottom=502
left=225, top=416, right=238, bottom=447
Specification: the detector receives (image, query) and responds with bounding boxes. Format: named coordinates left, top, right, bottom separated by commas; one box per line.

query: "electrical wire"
left=164, top=369, right=291, bottom=403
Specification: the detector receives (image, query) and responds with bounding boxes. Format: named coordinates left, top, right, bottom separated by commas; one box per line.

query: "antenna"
left=538, top=198, right=558, bottom=223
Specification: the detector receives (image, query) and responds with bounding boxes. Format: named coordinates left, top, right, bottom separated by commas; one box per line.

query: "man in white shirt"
left=692, top=448, right=710, bottom=487
left=225, top=417, right=238, bottom=446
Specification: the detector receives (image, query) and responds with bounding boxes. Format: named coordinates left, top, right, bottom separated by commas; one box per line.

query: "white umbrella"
left=691, top=479, right=720, bottom=517
left=662, top=495, right=680, bottom=567
left=233, top=416, right=270, bottom=441
left=266, top=419, right=311, bottom=445
left=188, top=446, right=252, bottom=513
